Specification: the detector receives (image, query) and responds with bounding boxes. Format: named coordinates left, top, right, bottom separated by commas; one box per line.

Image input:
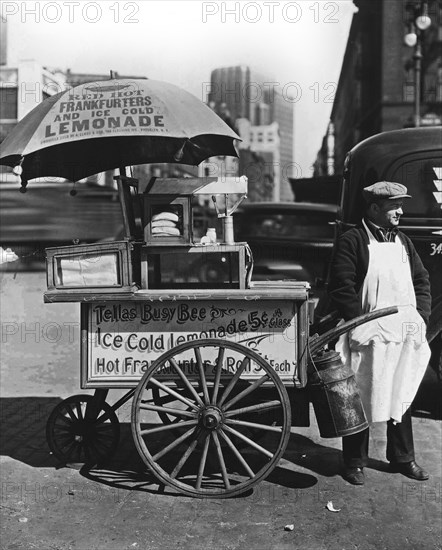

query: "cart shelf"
left=44, top=283, right=310, bottom=303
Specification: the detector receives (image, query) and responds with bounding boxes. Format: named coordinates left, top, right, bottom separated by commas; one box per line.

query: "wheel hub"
left=70, top=421, right=94, bottom=441
left=200, top=406, right=223, bottom=429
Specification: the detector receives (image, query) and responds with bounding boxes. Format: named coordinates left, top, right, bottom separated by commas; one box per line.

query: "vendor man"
left=328, top=181, right=431, bottom=486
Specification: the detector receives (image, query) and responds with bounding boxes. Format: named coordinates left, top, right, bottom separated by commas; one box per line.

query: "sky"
left=3, top=0, right=356, bottom=177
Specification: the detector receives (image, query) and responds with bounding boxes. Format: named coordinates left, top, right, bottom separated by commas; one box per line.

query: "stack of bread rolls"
left=149, top=211, right=181, bottom=236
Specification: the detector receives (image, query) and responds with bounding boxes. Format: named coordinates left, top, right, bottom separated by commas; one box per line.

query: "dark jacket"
left=328, top=225, right=431, bottom=325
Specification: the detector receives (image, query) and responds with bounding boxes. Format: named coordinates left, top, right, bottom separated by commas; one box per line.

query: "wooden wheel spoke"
left=74, top=441, right=83, bottom=462
left=152, top=426, right=197, bottom=461
left=194, top=347, right=210, bottom=404
left=83, top=442, right=92, bottom=463
left=87, top=438, right=103, bottom=460
left=140, top=419, right=198, bottom=436
left=64, top=404, right=79, bottom=422
left=55, top=415, right=73, bottom=427
left=57, top=434, right=77, bottom=451
left=94, top=429, right=117, bottom=440
left=170, top=430, right=201, bottom=479
left=139, top=403, right=197, bottom=419
left=224, top=418, right=283, bottom=433
left=217, top=357, right=250, bottom=407
left=222, top=424, right=274, bottom=459
left=211, top=431, right=230, bottom=490
left=222, top=374, right=270, bottom=411
left=224, top=400, right=282, bottom=418
left=218, top=429, right=255, bottom=478
left=52, top=423, right=73, bottom=433
left=195, top=433, right=211, bottom=490
left=211, top=346, right=225, bottom=405
left=52, top=432, right=73, bottom=446
left=93, top=440, right=113, bottom=452
left=169, top=358, right=205, bottom=407
left=148, top=378, right=199, bottom=412
left=75, top=402, right=84, bottom=420
left=95, top=410, right=116, bottom=424
left=59, top=439, right=78, bottom=459
left=94, top=422, right=116, bottom=431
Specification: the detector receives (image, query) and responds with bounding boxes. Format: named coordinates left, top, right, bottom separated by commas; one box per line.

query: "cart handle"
left=308, top=306, right=398, bottom=355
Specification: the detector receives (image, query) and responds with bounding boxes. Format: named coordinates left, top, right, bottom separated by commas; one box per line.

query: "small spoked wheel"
left=132, top=339, right=291, bottom=498
left=46, top=394, right=120, bottom=466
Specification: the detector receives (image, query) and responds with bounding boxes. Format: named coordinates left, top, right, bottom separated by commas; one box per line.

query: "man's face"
left=372, top=199, right=404, bottom=228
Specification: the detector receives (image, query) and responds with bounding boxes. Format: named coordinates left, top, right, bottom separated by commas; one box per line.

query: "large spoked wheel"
left=46, top=394, right=120, bottom=466
left=132, top=339, right=291, bottom=498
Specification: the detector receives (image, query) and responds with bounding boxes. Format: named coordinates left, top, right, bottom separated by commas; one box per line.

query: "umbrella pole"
left=116, top=166, right=137, bottom=239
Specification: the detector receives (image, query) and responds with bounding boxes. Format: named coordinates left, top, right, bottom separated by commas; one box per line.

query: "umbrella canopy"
left=0, top=78, right=239, bottom=186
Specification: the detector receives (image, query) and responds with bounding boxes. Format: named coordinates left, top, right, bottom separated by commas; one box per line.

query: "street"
left=1, top=271, right=441, bottom=550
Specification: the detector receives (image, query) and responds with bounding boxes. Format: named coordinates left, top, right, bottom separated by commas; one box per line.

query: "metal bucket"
left=307, top=350, right=368, bottom=438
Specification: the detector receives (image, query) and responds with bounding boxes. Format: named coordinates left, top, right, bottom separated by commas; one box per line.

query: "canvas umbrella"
left=0, top=78, right=239, bottom=189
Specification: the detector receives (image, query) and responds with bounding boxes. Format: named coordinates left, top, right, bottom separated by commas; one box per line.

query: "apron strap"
left=362, top=219, right=377, bottom=243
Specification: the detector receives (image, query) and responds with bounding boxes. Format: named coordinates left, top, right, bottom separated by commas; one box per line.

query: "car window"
left=236, top=212, right=335, bottom=239
left=392, top=158, right=442, bottom=219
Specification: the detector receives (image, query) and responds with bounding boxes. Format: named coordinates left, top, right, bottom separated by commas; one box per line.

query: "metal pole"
left=117, top=166, right=132, bottom=238
left=414, top=34, right=423, bottom=127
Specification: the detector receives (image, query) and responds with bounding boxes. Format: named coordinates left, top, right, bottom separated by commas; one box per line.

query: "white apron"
left=336, top=221, right=430, bottom=423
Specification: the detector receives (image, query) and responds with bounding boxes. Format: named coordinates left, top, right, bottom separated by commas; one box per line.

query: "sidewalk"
left=1, top=272, right=441, bottom=550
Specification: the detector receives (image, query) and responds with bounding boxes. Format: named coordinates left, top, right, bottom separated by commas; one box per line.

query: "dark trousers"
left=343, top=408, right=415, bottom=468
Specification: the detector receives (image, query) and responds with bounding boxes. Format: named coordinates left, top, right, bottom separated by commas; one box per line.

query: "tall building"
left=273, top=87, right=295, bottom=196
left=314, top=0, right=442, bottom=175
left=209, top=65, right=294, bottom=201
left=248, top=122, right=281, bottom=200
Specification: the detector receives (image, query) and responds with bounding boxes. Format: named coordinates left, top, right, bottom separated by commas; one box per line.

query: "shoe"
left=342, top=467, right=365, bottom=485
left=390, top=460, right=429, bottom=480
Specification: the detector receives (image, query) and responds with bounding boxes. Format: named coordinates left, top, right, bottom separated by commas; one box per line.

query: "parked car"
left=232, top=201, right=337, bottom=299
left=109, top=200, right=337, bottom=295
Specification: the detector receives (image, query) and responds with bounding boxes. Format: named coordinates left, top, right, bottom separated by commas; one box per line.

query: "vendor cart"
left=43, top=173, right=395, bottom=498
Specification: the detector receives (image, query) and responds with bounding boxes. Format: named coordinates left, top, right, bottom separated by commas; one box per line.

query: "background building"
left=314, top=0, right=442, bottom=176
left=0, top=60, right=65, bottom=146
left=248, top=122, right=281, bottom=200
left=209, top=65, right=295, bottom=201
left=0, top=16, right=7, bottom=66
left=0, top=26, right=126, bottom=248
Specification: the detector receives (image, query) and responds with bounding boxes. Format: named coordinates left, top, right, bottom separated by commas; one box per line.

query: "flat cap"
left=362, top=181, right=412, bottom=202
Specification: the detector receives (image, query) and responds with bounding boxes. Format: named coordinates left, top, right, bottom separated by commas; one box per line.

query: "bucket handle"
left=308, top=306, right=398, bottom=355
